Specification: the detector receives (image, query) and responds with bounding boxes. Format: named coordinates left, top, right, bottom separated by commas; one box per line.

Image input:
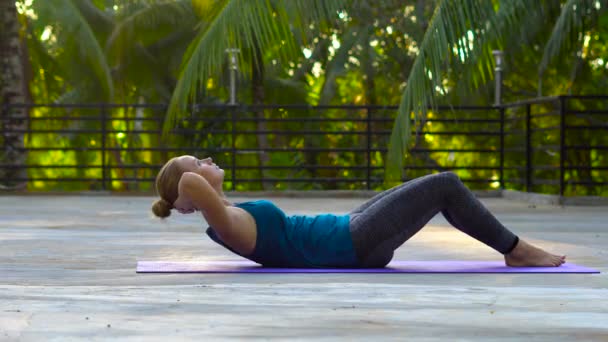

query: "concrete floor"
left=0, top=195, right=606, bottom=341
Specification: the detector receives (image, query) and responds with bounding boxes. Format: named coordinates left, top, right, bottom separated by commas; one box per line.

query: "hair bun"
left=152, top=198, right=172, bottom=218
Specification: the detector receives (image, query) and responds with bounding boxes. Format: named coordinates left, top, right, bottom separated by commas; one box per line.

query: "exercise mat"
left=136, top=260, right=599, bottom=274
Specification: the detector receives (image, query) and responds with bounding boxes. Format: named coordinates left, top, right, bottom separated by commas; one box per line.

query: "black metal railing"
left=502, top=96, right=608, bottom=196
left=0, top=96, right=606, bottom=195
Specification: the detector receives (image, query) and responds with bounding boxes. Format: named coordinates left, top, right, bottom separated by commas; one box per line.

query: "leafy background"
left=2, top=0, right=606, bottom=195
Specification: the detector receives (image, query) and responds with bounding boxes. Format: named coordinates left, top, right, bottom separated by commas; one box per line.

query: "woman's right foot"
left=504, top=239, right=566, bottom=267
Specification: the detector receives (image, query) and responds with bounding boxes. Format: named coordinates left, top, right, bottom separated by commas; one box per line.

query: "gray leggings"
left=348, top=172, right=519, bottom=267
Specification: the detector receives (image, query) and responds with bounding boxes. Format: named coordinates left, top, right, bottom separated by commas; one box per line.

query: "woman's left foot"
left=504, top=239, right=566, bottom=267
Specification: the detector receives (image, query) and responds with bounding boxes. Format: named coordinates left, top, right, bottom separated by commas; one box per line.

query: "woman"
left=151, top=155, right=566, bottom=268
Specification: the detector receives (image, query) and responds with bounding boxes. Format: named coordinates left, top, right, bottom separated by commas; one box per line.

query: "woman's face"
left=175, top=155, right=225, bottom=187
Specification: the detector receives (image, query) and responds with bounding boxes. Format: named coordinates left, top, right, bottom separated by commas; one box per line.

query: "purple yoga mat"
left=136, top=260, right=599, bottom=274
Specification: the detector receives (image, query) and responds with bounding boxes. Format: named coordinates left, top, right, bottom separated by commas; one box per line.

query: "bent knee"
left=439, top=171, right=463, bottom=186
left=441, top=171, right=459, bottom=180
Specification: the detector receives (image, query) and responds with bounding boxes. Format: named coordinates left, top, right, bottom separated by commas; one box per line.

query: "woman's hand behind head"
left=174, top=172, right=205, bottom=214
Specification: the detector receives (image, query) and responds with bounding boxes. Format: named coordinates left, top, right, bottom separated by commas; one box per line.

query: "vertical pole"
left=231, top=108, right=237, bottom=191
left=226, top=49, right=240, bottom=105
left=493, top=50, right=504, bottom=106
left=0, top=103, right=6, bottom=185
left=559, top=96, right=566, bottom=197
left=499, top=107, right=505, bottom=190
left=494, top=51, right=505, bottom=189
left=100, top=104, right=107, bottom=191
left=366, top=107, right=372, bottom=190
left=226, top=48, right=240, bottom=190
left=525, top=104, right=531, bottom=192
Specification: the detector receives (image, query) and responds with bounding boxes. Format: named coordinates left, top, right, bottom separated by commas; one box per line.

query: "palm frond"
left=318, top=26, right=361, bottom=105
left=32, top=0, right=114, bottom=101
left=539, top=0, right=604, bottom=76
left=106, top=0, right=197, bottom=63
left=387, top=0, right=503, bottom=180
left=26, top=33, right=63, bottom=102
left=164, top=0, right=346, bottom=135
left=457, top=0, right=542, bottom=91
left=72, top=0, right=113, bottom=36
left=283, top=0, right=346, bottom=37
left=54, top=88, right=89, bottom=104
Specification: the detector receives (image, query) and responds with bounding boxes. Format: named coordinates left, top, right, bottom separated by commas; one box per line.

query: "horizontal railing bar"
left=565, top=95, right=608, bottom=100
left=1, top=116, right=392, bottom=123
left=4, top=103, right=499, bottom=111
left=0, top=116, right=162, bottom=121
left=0, top=177, right=381, bottom=183
left=0, top=129, right=502, bottom=136
left=529, top=126, right=560, bottom=132
left=567, top=110, right=608, bottom=115
left=524, top=179, right=561, bottom=185
left=503, top=130, right=525, bottom=136
left=564, top=166, right=608, bottom=170
left=566, top=145, right=608, bottom=150
left=0, top=116, right=504, bottom=124
left=499, top=96, right=560, bottom=108
left=564, top=125, right=608, bottom=130
left=504, top=116, right=525, bottom=122
left=3, top=98, right=606, bottom=110
left=530, top=144, right=561, bottom=150
left=2, top=177, right=501, bottom=183
left=9, top=147, right=382, bottom=152
left=0, top=164, right=508, bottom=171
left=528, top=112, right=560, bottom=118
left=409, top=148, right=498, bottom=152
left=527, top=165, right=560, bottom=170
left=4, top=103, right=170, bottom=109
left=1, top=117, right=505, bottom=126
left=11, top=147, right=501, bottom=153
left=0, top=117, right=383, bottom=124
left=506, top=165, right=558, bottom=170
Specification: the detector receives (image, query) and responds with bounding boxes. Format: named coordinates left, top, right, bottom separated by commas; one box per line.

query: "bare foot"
left=504, top=239, right=566, bottom=267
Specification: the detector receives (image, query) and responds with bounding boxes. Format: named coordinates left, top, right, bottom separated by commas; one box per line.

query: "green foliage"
left=8, top=0, right=607, bottom=196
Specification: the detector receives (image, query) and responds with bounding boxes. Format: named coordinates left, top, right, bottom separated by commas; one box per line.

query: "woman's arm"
left=177, top=172, right=256, bottom=254
left=178, top=172, right=232, bottom=230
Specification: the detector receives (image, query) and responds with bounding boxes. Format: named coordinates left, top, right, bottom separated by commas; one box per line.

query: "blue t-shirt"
left=206, top=200, right=359, bottom=267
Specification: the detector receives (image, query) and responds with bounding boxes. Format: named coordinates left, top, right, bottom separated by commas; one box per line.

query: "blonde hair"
left=151, top=157, right=184, bottom=218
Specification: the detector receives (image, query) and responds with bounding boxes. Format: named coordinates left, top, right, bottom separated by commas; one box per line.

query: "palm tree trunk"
left=0, top=0, right=28, bottom=190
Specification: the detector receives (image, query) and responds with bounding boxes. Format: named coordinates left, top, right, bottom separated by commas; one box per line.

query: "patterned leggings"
left=348, top=172, right=519, bottom=267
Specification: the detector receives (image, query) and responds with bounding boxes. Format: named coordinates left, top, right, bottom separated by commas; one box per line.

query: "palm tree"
left=21, top=0, right=606, bottom=192
left=27, top=0, right=200, bottom=189
left=163, top=0, right=347, bottom=189
left=386, top=0, right=606, bottom=180
left=0, top=0, right=29, bottom=190
left=165, top=0, right=605, bottom=185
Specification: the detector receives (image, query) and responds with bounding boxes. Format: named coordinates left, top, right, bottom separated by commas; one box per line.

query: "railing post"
left=366, top=107, right=372, bottom=190
left=0, top=103, right=6, bottom=185
left=231, top=106, right=237, bottom=191
left=499, top=107, right=505, bottom=190
left=525, top=104, right=531, bottom=192
left=559, top=96, right=566, bottom=197
left=100, top=103, right=107, bottom=191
